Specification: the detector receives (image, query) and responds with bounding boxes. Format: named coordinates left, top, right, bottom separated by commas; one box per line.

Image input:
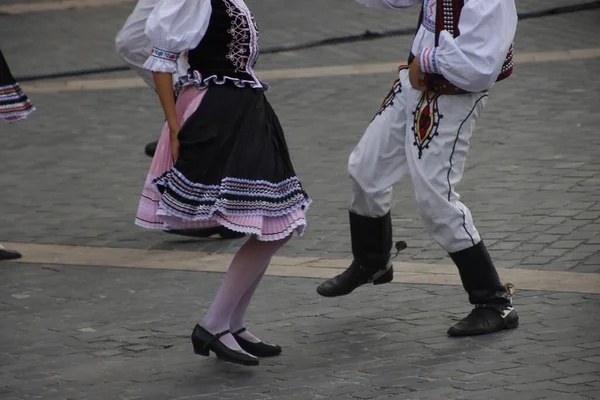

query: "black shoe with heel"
left=0, top=247, right=22, bottom=261
left=233, top=328, right=282, bottom=357
left=144, top=140, right=158, bottom=157
left=191, top=325, right=259, bottom=366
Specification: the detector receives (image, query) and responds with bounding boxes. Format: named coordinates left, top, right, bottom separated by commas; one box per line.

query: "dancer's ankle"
left=200, top=323, right=243, bottom=351
left=232, top=326, right=262, bottom=344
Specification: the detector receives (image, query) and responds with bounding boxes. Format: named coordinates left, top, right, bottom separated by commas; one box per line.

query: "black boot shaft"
left=315, top=212, right=395, bottom=297
left=350, top=211, right=392, bottom=271
left=449, top=241, right=511, bottom=306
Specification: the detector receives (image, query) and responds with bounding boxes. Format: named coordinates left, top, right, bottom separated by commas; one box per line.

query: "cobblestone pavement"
left=1, top=2, right=600, bottom=398
left=1, top=0, right=600, bottom=271
left=1, top=262, right=600, bottom=400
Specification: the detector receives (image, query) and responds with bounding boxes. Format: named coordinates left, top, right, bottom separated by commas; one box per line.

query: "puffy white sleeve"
left=354, top=0, right=418, bottom=10
left=419, top=0, right=517, bottom=92
left=143, top=0, right=212, bottom=73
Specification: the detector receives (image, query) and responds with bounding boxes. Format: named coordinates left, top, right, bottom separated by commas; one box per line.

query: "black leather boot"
left=317, top=212, right=395, bottom=297
left=448, top=241, right=519, bottom=336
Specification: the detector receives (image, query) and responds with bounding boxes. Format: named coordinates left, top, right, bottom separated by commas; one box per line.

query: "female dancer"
left=135, top=0, right=311, bottom=366
left=1, top=49, right=36, bottom=260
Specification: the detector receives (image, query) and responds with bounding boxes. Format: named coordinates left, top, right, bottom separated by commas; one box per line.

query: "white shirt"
left=355, top=0, right=518, bottom=92
left=142, top=0, right=213, bottom=74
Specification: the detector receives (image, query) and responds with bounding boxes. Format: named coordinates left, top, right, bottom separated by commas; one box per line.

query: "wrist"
left=168, top=123, right=179, bottom=135
left=419, top=48, right=440, bottom=75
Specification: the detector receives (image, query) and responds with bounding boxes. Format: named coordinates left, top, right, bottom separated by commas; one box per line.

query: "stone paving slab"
left=1, top=2, right=600, bottom=399
left=1, top=262, right=599, bottom=399
left=1, top=0, right=600, bottom=270
left=2, top=56, right=600, bottom=272
left=21, top=48, right=600, bottom=94
left=5, top=242, right=600, bottom=294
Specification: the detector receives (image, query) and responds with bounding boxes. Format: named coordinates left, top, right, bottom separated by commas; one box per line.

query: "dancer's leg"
left=201, top=235, right=291, bottom=350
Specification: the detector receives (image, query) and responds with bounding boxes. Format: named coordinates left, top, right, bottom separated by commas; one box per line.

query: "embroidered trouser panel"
left=348, top=68, right=488, bottom=253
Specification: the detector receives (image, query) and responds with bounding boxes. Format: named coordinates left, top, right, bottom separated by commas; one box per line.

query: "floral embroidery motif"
left=151, top=47, right=178, bottom=61
left=412, top=91, right=443, bottom=159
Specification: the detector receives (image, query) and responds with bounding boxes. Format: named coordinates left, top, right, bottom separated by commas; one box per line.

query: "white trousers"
left=349, top=68, right=488, bottom=253
left=115, top=0, right=188, bottom=90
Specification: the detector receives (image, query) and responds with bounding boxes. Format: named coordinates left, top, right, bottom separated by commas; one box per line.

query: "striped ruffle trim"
left=154, top=168, right=311, bottom=218
left=0, top=83, right=35, bottom=123
left=174, top=70, right=265, bottom=97
left=137, top=207, right=310, bottom=242
left=136, top=168, right=312, bottom=241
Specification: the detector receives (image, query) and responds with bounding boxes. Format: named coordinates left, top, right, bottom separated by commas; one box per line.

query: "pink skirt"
left=135, top=86, right=311, bottom=241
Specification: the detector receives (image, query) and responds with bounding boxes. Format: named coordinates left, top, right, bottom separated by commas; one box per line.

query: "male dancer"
left=115, top=0, right=244, bottom=239
left=317, top=0, right=519, bottom=336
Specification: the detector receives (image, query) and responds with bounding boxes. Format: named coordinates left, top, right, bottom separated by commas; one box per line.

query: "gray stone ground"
left=1, top=0, right=600, bottom=398
left=1, top=0, right=600, bottom=270
left=1, top=263, right=600, bottom=400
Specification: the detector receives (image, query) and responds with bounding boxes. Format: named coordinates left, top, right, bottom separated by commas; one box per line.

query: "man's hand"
left=409, top=56, right=427, bottom=91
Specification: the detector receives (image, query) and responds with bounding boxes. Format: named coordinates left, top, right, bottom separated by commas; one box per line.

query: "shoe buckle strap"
left=214, top=329, right=230, bottom=339
left=500, top=306, right=514, bottom=319
left=475, top=304, right=514, bottom=319
left=207, top=329, right=231, bottom=347
left=232, top=327, right=247, bottom=336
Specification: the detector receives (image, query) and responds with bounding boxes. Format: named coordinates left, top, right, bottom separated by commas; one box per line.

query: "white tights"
left=201, top=234, right=291, bottom=350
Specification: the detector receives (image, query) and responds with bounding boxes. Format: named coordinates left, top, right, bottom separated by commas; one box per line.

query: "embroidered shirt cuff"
left=419, top=47, right=440, bottom=74
left=143, top=47, right=179, bottom=73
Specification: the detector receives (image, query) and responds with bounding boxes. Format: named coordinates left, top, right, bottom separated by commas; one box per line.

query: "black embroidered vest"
left=409, top=0, right=514, bottom=82
left=186, top=0, right=261, bottom=88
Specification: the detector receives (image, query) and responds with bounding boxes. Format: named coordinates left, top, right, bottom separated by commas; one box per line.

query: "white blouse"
left=355, top=0, right=518, bottom=92
left=143, top=0, right=213, bottom=73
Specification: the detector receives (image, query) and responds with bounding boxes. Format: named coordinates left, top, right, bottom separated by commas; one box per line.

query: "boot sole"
left=194, top=349, right=259, bottom=366
left=317, top=266, right=394, bottom=297
left=193, top=345, right=259, bottom=366
left=448, top=318, right=519, bottom=337
left=215, top=353, right=259, bottom=366
left=373, top=267, right=394, bottom=285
